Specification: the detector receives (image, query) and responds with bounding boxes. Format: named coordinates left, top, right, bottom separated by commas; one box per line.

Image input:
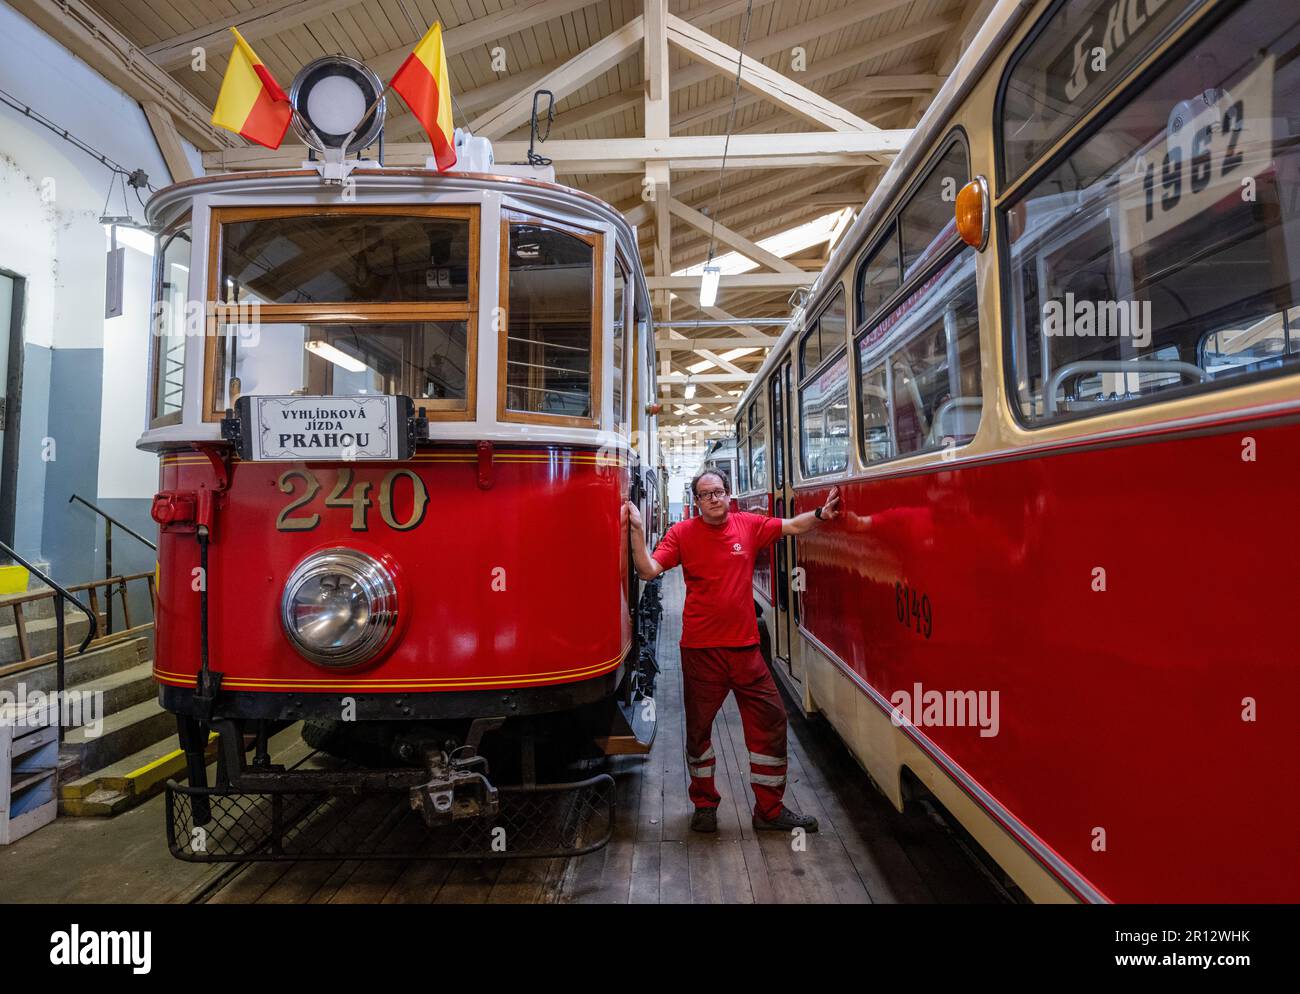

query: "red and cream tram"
left=739, top=0, right=1300, bottom=902
left=140, top=62, right=662, bottom=858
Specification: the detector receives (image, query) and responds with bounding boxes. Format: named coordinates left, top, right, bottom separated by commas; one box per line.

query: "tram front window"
left=1002, top=0, right=1300, bottom=424
left=503, top=219, right=599, bottom=423
left=216, top=321, right=469, bottom=409
left=219, top=212, right=472, bottom=305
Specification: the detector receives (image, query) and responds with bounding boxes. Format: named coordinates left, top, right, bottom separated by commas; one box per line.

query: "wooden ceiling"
left=37, top=0, right=995, bottom=431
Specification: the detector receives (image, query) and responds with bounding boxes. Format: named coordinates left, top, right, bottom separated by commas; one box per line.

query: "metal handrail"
left=67, top=494, right=157, bottom=551
left=68, top=493, right=156, bottom=636
left=1045, top=360, right=1209, bottom=414
left=0, top=540, right=98, bottom=746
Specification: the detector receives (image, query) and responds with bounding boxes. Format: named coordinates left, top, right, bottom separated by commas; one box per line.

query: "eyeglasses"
left=697, top=490, right=727, bottom=501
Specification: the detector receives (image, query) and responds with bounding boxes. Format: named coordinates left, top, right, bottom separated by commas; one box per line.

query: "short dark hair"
left=691, top=464, right=731, bottom=498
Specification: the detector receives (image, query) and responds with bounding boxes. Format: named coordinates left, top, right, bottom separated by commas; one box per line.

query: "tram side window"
left=899, top=141, right=968, bottom=280
left=999, top=0, right=1188, bottom=185
left=799, top=352, right=849, bottom=477
left=889, top=266, right=981, bottom=454
left=859, top=364, right=891, bottom=463
left=748, top=392, right=768, bottom=491
left=1002, top=0, right=1300, bottom=424
left=770, top=373, right=784, bottom=488
left=855, top=252, right=982, bottom=464
left=736, top=418, right=750, bottom=493
left=799, top=285, right=846, bottom=379
left=150, top=218, right=191, bottom=425
left=856, top=225, right=901, bottom=328
left=798, top=324, right=821, bottom=378
left=612, top=261, right=626, bottom=431
left=504, top=222, right=598, bottom=421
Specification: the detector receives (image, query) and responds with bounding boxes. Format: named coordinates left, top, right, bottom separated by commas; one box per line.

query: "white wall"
left=0, top=2, right=206, bottom=559
left=98, top=241, right=159, bottom=499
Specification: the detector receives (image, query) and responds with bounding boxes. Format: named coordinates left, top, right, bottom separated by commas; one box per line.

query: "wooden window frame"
left=497, top=212, right=604, bottom=430
left=148, top=211, right=192, bottom=429
left=203, top=203, right=480, bottom=423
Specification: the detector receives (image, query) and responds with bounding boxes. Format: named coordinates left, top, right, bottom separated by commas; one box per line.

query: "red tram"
left=739, top=0, right=1300, bottom=902
left=140, top=63, right=664, bottom=858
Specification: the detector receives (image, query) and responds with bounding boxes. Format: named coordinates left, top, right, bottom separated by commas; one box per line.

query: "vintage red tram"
left=739, top=0, right=1300, bottom=902
left=140, top=92, right=662, bottom=857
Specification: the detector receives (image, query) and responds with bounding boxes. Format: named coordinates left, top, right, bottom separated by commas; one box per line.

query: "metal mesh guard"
left=165, top=774, right=615, bottom=862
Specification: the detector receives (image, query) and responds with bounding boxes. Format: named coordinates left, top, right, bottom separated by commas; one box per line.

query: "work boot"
left=752, top=805, right=818, bottom=833
left=690, top=807, right=718, bottom=833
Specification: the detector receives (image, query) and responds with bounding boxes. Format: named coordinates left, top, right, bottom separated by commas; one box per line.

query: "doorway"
left=0, top=271, right=26, bottom=553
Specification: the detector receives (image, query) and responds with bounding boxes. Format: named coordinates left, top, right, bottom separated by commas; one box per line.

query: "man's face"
left=695, top=474, right=730, bottom=524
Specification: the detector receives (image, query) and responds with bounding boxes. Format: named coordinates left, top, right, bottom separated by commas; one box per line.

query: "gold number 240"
left=276, top=468, right=428, bottom=532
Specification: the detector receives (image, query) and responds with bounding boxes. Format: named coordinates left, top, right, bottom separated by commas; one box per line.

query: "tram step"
left=596, top=698, right=658, bottom=756
left=0, top=611, right=107, bottom=666
left=59, top=699, right=175, bottom=780
left=0, top=633, right=150, bottom=698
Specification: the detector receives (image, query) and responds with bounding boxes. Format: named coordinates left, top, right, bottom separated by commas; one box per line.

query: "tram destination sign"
left=233, top=395, right=415, bottom=461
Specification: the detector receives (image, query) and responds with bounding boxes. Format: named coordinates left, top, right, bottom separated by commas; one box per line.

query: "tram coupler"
left=408, top=748, right=499, bottom=827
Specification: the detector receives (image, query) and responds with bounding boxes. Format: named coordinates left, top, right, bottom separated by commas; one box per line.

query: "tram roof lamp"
left=305, top=340, right=367, bottom=373
left=699, top=265, right=721, bottom=308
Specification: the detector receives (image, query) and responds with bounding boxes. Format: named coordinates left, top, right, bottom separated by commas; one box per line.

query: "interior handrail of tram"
left=1045, top=360, right=1210, bottom=415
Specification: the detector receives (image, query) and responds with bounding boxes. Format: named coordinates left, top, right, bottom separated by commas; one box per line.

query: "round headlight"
left=281, top=548, right=398, bottom=668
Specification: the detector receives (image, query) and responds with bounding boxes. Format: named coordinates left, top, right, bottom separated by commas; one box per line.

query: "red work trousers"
left=680, top=644, right=788, bottom=821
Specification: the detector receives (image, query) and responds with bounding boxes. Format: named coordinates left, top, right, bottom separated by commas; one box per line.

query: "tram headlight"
left=280, top=548, right=398, bottom=668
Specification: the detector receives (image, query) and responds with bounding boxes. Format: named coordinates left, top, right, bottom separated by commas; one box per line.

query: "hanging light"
left=699, top=264, right=721, bottom=308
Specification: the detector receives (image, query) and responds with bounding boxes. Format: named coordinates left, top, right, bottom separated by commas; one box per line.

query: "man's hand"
left=782, top=486, right=843, bottom=536
left=624, top=500, right=644, bottom=534
left=820, top=487, right=842, bottom=522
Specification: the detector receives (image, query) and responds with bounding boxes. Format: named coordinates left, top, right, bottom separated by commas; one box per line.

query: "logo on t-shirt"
left=731, top=542, right=744, bottom=555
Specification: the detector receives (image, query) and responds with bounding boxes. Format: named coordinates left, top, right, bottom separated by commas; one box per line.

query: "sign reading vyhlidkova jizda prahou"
left=235, top=395, right=413, bottom=461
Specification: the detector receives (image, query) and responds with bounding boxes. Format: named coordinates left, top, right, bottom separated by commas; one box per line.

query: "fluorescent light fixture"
left=685, top=382, right=696, bottom=399
left=305, top=340, right=366, bottom=373
left=104, top=224, right=155, bottom=255
left=699, top=265, right=721, bottom=308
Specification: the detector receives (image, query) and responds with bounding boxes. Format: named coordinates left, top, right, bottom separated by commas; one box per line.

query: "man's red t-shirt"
left=651, top=511, right=783, bottom=648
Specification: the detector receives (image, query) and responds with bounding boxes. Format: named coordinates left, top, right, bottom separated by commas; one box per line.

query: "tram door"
left=770, top=359, right=797, bottom=681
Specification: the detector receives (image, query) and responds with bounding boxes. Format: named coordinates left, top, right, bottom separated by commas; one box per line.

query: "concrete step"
left=60, top=724, right=305, bottom=818
left=0, top=611, right=106, bottom=666
left=60, top=731, right=215, bottom=817
left=71, top=661, right=157, bottom=717
left=0, top=635, right=150, bottom=698
left=59, top=698, right=175, bottom=779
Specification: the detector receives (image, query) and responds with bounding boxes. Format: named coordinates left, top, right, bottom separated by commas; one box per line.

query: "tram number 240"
left=896, top=582, right=933, bottom=639
left=276, top=468, right=428, bottom=532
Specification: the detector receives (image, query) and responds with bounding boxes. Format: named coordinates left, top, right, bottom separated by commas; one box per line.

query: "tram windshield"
left=204, top=207, right=479, bottom=419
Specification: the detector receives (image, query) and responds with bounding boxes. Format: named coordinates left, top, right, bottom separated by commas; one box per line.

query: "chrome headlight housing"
left=280, top=548, right=398, bottom=668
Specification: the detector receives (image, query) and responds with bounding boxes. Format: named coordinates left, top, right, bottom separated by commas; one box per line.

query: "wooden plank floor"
left=198, top=570, right=1004, bottom=904
left=1, top=572, right=1007, bottom=904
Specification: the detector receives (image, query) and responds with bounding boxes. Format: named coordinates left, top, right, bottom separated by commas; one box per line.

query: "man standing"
left=625, top=467, right=840, bottom=833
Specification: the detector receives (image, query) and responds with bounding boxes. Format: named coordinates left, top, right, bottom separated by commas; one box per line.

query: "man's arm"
left=781, top=486, right=842, bottom=536
left=625, top=501, right=667, bottom=580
